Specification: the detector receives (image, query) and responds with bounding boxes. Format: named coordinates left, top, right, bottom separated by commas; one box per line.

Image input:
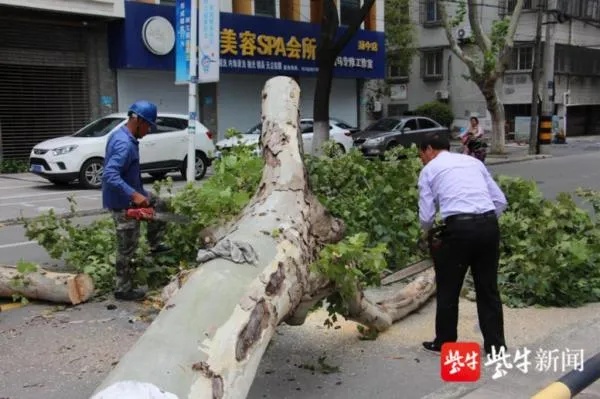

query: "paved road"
left=0, top=172, right=199, bottom=223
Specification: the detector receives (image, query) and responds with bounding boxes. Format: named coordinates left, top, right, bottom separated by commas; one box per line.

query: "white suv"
left=29, top=113, right=216, bottom=189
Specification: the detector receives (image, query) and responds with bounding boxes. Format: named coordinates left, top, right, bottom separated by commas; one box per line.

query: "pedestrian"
left=102, top=100, right=171, bottom=301
left=417, top=132, right=508, bottom=356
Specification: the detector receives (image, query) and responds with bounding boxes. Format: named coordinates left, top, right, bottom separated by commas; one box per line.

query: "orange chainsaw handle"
left=125, top=207, right=155, bottom=221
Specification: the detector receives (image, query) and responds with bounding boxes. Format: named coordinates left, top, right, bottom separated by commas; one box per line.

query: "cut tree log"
left=0, top=265, right=94, bottom=305
left=92, top=76, right=436, bottom=399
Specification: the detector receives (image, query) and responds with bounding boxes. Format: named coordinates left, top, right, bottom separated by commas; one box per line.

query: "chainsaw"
left=124, top=207, right=190, bottom=224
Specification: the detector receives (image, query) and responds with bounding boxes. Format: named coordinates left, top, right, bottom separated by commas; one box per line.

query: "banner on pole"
left=198, top=0, right=220, bottom=82
left=175, top=0, right=191, bottom=84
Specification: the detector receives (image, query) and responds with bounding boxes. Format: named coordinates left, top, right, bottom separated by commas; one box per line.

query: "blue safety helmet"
left=128, top=100, right=157, bottom=127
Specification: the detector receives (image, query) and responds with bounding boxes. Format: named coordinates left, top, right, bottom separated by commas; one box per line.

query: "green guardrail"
left=532, top=352, right=600, bottom=398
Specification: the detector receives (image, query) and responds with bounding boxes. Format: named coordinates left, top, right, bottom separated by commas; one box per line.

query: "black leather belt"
left=445, top=210, right=496, bottom=223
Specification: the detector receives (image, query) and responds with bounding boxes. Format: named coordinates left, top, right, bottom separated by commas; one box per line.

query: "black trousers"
left=431, top=213, right=506, bottom=353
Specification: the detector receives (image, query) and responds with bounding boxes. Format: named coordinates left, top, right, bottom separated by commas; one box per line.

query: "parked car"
left=215, top=118, right=358, bottom=156
left=352, top=116, right=450, bottom=158
left=29, top=113, right=216, bottom=189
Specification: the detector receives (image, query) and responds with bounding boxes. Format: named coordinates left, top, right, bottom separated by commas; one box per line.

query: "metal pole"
left=528, top=0, right=544, bottom=155
left=186, top=0, right=198, bottom=183
left=532, top=351, right=600, bottom=399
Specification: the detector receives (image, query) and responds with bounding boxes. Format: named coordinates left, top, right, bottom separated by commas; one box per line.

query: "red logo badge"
left=440, top=342, right=481, bottom=382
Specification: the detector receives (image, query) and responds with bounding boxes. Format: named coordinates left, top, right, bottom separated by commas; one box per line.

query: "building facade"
left=0, top=0, right=122, bottom=160
left=109, top=0, right=386, bottom=139
left=385, top=0, right=600, bottom=137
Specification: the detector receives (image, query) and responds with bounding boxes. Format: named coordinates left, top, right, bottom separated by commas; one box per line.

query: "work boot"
left=114, top=288, right=146, bottom=301
left=150, top=243, right=172, bottom=254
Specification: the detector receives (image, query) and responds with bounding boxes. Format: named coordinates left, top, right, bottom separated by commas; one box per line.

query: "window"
left=507, top=0, right=533, bottom=12
left=583, top=0, right=599, bottom=19
left=421, top=50, right=443, bottom=80
left=73, top=117, right=123, bottom=138
left=387, top=59, right=409, bottom=80
left=255, top=0, right=276, bottom=17
left=403, top=119, right=418, bottom=131
left=425, top=0, right=438, bottom=23
left=509, top=46, right=534, bottom=71
left=340, top=0, right=360, bottom=26
left=418, top=118, right=439, bottom=130
left=387, top=104, right=408, bottom=116
left=151, top=117, right=188, bottom=134
left=366, top=118, right=401, bottom=132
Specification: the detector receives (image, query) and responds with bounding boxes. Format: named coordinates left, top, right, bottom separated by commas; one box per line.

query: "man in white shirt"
left=417, top=133, right=508, bottom=356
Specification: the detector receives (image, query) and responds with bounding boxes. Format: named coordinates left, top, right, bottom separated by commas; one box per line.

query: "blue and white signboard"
left=198, top=0, right=220, bottom=82
left=175, top=0, right=191, bottom=84
left=109, top=3, right=386, bottom=80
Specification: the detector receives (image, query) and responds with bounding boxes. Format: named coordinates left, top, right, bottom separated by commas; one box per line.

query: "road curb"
left=0, top=208, right=108, bottom=226
left=487, top=154, right=552, bottom=166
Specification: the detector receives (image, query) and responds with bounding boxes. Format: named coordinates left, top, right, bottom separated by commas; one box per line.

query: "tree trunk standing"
left=437, top=0, right=526, bottom=156
left=312, top=0, right=376, bottom=156
left=481, top=81, right=506, bottom=154
left=312, top=55, right=335, bottom=155
left=93, top=76, right=436, bottom=399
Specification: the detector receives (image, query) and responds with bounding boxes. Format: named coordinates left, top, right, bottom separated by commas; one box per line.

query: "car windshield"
left=332, top=119, right=356, bottom=129
left=365, top=118, right=401, bottom=132
left=73, top=117, right=123, bottom=138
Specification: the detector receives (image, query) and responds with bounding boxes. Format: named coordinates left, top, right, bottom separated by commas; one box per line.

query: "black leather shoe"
left=114, top=288, right=146, bottom=301
left=150, top=243, right=172, bottom=254
left=422, top=341, right=442, bottom=355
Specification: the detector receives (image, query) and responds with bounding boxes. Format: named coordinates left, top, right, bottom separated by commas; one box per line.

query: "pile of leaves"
left=21, top=142, right=600, bottom=308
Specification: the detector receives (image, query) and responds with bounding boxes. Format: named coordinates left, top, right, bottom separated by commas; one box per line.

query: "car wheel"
left=180, top=151, right=209, bottom=180
left=79, top=158, right=104, bottom=189
left=386, top=141, right=398, bottom=150
left=150, top=172, right=168, bottom=180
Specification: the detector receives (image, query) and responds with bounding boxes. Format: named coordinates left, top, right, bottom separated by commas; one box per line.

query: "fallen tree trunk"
left=0, top=265, right=94, bottom=305
left=93, top=76, right=436, bottom=399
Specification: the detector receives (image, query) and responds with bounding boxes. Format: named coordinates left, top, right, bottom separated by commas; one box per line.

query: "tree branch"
left=467, top=0, right=492, bottom=52
left=437, top=0, right=481, bottom=76
left=496, top=0, right=525, bottom=74
left=332, top=0, right=376, bottom=54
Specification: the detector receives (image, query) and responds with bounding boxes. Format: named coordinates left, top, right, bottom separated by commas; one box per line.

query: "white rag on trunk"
left=196, top=239, right=258, bottom=265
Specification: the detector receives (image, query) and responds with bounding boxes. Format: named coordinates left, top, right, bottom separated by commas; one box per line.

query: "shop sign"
left=175, top=0, right=191, bottom=84
left=111, top=3, right=385, bottom=79
left=217, top=13, right=384, bottom=79
left=198, top=0, right=220, bottom=82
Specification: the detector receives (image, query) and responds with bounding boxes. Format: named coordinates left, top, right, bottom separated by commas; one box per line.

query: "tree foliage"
left=415, top=101, right=455, bottom=127
left=22, top=143, right=600, bottom=310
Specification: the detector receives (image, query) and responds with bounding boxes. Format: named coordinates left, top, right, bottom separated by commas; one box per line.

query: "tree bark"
left=481, top=80, right=506, bottom=154
left=93, top=76, right=436, bottom=399
left=312, top=54, right=335, bottom=155
left=0, top=265, right=94, bottom=305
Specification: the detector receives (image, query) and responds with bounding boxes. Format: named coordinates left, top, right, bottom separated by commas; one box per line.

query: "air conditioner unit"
left=435, top=90, right=449, bottom=100
left=456, top=26, right=472, bottom=41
